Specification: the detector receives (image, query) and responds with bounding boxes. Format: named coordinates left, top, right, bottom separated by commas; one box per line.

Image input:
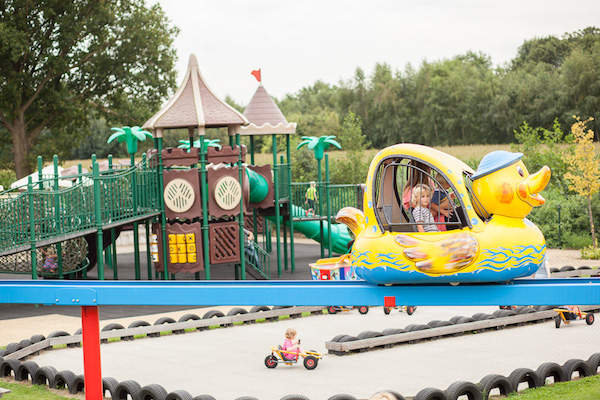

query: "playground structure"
left=0, top=54, right=359, bottom=281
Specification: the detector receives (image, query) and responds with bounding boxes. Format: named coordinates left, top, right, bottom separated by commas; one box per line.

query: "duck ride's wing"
left=394, top=232, right=478, bottom=275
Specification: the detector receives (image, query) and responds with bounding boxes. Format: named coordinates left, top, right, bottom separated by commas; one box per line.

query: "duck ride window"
left=373, top=157, right=467, bottom=233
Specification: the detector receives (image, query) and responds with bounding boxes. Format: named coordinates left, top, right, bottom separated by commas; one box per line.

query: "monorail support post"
left=81, top=306, right=102, bottom=400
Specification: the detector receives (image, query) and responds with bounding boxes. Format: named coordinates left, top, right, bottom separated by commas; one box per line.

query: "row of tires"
left=550, top=265, right=598, bottom=273
left=2, top=354, right=600, bottom=400
left=0, top=306, right=316, bottom=358
left=329, top=306, right=563, bottom=348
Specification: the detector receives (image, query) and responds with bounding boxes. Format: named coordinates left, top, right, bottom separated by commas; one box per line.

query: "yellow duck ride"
left=335, top=144, right=551, bottom=284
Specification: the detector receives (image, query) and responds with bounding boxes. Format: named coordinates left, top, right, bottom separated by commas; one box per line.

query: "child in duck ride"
left=334, top=145, right=551, bottom=284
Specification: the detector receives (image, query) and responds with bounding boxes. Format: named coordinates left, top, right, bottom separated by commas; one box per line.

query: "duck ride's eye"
left=517, top=166, right=525, bottom=177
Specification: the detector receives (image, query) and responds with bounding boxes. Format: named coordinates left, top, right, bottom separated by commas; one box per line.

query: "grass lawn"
left=0, top=379, right=78, bottom=400
left=508, top=375, right=600, bottom=399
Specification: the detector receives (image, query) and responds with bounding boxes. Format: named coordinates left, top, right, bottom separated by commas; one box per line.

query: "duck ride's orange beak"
left=518, top=166, right=551, bottom=207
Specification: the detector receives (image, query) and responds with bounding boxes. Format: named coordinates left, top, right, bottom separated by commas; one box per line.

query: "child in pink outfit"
left=282, top=328, right=300, bottom=360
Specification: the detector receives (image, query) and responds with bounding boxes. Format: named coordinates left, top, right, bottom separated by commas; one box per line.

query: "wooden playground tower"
left=0, top=54, right=361, bottom=280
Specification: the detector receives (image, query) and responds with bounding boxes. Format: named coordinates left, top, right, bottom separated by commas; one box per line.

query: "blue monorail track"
left=1, top=278, right=600, bottom=306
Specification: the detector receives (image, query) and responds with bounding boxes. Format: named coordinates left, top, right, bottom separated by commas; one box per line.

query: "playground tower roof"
left=143, top=54, right=248, bottom=136
left=240, top=84, right=296, bottom=135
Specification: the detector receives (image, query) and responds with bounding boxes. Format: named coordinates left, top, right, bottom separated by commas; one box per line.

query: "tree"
left=563, top=117, right=600, bottom=248
left=0, top=0, right=179, bottom=178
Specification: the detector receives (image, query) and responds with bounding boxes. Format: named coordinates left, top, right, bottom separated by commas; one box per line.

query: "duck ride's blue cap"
left=471, top=151, right=523, bottom=180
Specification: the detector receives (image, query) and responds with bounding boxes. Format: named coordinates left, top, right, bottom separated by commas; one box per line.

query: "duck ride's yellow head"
left=470, top=151, right=550, bottom=219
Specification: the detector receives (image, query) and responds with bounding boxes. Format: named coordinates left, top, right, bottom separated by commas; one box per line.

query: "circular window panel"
left=214, top=176, right=241, bottom=210
left=164, top=178, right=195, bottom=213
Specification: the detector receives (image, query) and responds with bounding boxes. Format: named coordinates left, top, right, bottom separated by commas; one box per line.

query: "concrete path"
left=29, top=306, right=600, bottom=399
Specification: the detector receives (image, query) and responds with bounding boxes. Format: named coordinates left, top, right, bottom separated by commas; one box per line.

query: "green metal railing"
left=328, top=184, right=363, bottom=217
left=245, top=240, right=271, bottom=279
left=0, top=158, right=160, bottom=255
left=277, top=161, right=290, bottom=200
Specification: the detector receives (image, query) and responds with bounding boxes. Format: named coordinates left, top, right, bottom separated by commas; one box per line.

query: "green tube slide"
left=245, top=168, right=352, bottom=255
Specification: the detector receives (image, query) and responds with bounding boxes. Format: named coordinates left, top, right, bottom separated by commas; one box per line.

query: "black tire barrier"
left=249, top=306, right=271, bottom=313
left=587, top=353, right=600, bottom=374
left=560, top=265, right=575, bottom=272
left=428, top=320, right=453, bottom=328
left=154, top=316, right=184, bottom=334
left=536, top=361, right=566, bottom=384
left=54, top=370, right=76, bottom=390
left=234, top=397, right=260, bottom=400
left=449, top=316, right=465, bottom=324
left=535, top=305, right=555, bottom=311
left=192, top=395, right=217, bottom=400
left=202, top=310, right=225, bottom=319
left=178, top=313, right=201, bottom=322
left=371, top=390, right=406, bottom=400
left=562, top=358, right=593, bottom=380
left=492, top=309, right=517, bottom=318
left=227, top=307, right=248, bottom=316
left=444, top=381, right=482, bottom=400
left=136, top=383, right=168, bottom=400
left=15, top=360, right=38, bottom=382
left=382, top=328, right=406, bottom=336
left=414, top=387, right=447, bottom=400
left=0, top=350, right=6, bottom=357
left=129, top=320, right=152, bottom=328
left=280, top=395, right=310, bottom=400
left=103, top=376, right=119, bottom=399
left=70, top=374, right=85, bottom=394
left=357, top=331, right=383, bottom=339
left=337, top=335, right=358, bottom=342
left=579, top=265, right=592, bottom=270
left=516, top=306, right=536, bottom=314
left=18, top=339, right=32, bottom=349
left=74, top=328, right=82, bottom=335
left=406, top=324, right=429, bottom=332
left=471, top=313, right=493, bottom=321
left=47, top=330, right=71, bottom=338
left=166, top=390, right=194, bottom=400
left=478, top=374, right=513, bottom=399
left=0, top=359, right=20, bottom=378
left=102, top=323, right=126, bottom=331
left=5, top=342, right=19, bottom=354
left=32, top=365, right=57, bottom=387
left=30, top=334, right=46, bottom=344
left=331, top=334, right=347, bottom=342
left=508, top=367, right=542, bottom=391
left=328, top=394, right=358, bottom=400
left=115, top=379, right=142, bottom=399
left=455, top=317, right=475, bottom=324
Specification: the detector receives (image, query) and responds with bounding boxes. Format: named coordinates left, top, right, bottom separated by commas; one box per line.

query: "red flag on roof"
left=251, top=69, right=261, bottom=83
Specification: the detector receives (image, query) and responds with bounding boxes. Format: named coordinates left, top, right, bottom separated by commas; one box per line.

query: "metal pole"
left=155, top=137, right=169, bottom=279
left=200, top=139, right=211, bottom=279
left=145, top=219, right=152, bottom=280
left=236, top=134, right=246, bottom=280
left=81, top=306, right=103, bottom=400
left=28, top=177, right=37, bottom=280
left=108, top=156, right=117, bottom=280
left=281, top=154, right=288, bottom=271
left=53, top=155, right=64, bottom=278
left=78, top=163, right=87, bottom=279
left=92, top=155, right=104, bottom=280
left=272, top=134, right=282, bottom=276
left=325, top=154, right=332, bottom=257
left=37, top=156, right=43, bottom=190
left=130, top=155, right=140, bottom=280
left=317, top=159, right=324, bottom=258
left=287, top=135, right=295, bottom=273
left=250, top=136, right=258, bottom=244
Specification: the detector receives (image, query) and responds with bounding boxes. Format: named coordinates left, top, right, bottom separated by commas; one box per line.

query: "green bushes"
left=0, top=169, right=16, bottom=190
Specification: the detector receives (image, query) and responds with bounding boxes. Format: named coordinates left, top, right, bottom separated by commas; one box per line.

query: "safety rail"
left=0, top=159, right=160, bottom=256
left=245, top=241, right=271, bottom=279
left=291, top=182, right=362, bottom=220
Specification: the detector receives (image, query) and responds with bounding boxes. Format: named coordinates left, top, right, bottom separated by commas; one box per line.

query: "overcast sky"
left=156, top=0, right=600, bottom=105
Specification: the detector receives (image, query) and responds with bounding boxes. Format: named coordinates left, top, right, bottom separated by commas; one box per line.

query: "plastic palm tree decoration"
left=108, top=126, right=153, bottom=165
left=296, top=135, right=341, bottom=161
left=177, top=138, right=222, bottom=151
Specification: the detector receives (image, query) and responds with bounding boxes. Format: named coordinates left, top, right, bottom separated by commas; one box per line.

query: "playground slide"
left=264, top=205, right=352, bottom=255
left=247, top=168, right=352, bottom=255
